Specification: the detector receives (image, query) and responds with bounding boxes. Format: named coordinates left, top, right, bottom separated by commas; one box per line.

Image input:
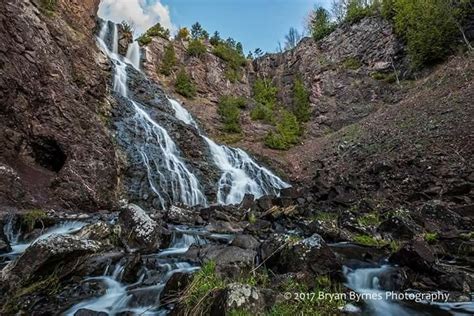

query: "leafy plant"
left=175, top=68, right=196, bottom=98
left=357, top=213, right=381, bottom=227
left=217, top=95, right=246, bottom=133
left=353, top=234, right=387, bottom=247
left=309, top=6, right=336, bottom=40
left=292, top=77, right=311, bottom=122
left=138, top=22, right=170, bottom=45
left=176, top=27, right=190, bottom=41
left=343, top=57, right=362, bottom=70
left=423, top=232, right=439, bottom=244
left=187, top=39, right=207, bottom=57
left=160, top=44, right=176, bottom=76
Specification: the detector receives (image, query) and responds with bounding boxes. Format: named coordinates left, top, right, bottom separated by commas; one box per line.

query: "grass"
left=312, top=212, right=338, bottom=222
left=342, top=57, right=362, bottom=70
left=357, top=213, right=381, bottom=227
left=371, top=71, right=397, bottom=83
left=353, top=234, right=387, bottom=247
left=248, top=213, right=257, bottom=224
left=423, top=232, right=439, bottom=244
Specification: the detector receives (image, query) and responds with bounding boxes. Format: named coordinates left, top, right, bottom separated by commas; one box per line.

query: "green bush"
left=160, top=44, right=176, bottom=76
left=310, top=7, right=336, bottom=40
left=211, top=41, right=247, bottom=82
left=218, top=96, right=246, bottom=133
left=345, top=0, right=375, bottom=23
left=138, top=22, right=170, bottom=45
left=343, top=57, right=362, bottom=70
left=392, top=0, right=460, bottom=69
left=264, top=110, right=301, bottom=150
left=40, top=0, right=58, bottom=14
left=250, top=79, right=278, bottom=123
left=187, top=39, right=207, bottom=57
left=175, top=68, right=196, bottom=98
left=293, top=77, right=311, bottom=122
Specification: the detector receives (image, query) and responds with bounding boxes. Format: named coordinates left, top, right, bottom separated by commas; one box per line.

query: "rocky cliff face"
left=0, top=0, right=120, bottom=211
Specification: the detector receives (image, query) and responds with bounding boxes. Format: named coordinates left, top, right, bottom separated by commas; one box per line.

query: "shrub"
left=40, top=0, right=58, bottom=14
left=250, top=79, right=278, bottom=123
left=176, top=27, right=190, bottom=41
left=250, top=104, right=273, bottom=123
left=345, top=0, right=374, bottom=23
left=138, top=22, right=170, bottom=45
left=343, top=57, right=362, bottom=70
left=392, top=0, right=460, bottom=69
left=293, top=77, right=311, bottom=122
left=187, top=39, right=207, bottom=57
left=264, top=110, right=301, bottom=150
left=353, top=234, right=387, bottom=247
left=210, top=31, right=222, bottom=46
left=357, top=213, right=381, bottom=227
left=160, top=44, right=176, bottom=76
left=175, top=68, right=196, bottom=98
left=213, top=43, right=247, bottom=67
left=217, top=96, right=246, bottom=133
left=309, top=7, right=336, bottom=41
left=423, top=232, right=439, bottom=244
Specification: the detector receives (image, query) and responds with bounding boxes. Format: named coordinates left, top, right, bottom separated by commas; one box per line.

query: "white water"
left=65, top=229, right=201, bottom=315
left=97, top=20, right=207, bottom=209
left=344, top=265, right=413, bottom=316
left=126, top=41, right=141, bottom=71
left=168, top=97, right=290, bottom=205
left=3, top=220, right=85, bottom=257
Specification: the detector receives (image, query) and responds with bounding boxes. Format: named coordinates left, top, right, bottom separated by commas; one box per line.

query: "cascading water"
left=168, top=97, right=290, bottom=205
left=126, top=41, right=141, bottom=71
left=97, top=20, right=207, bottom=209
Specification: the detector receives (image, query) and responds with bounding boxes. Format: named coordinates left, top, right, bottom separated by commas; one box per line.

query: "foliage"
left=353, top=234, right=387, bottom=247
left=250, top=79, right=278, bottom=123
left=210, top=31, right=222, bottom=46
left=187, top=39, right=207, bottom=57
left=191, top=22, right=209, bottom=40
left=183, top=261, right=226, bottom=314
left=423, top=232, right=439, bottom=244
left=345, top=0, right=375, bottom=23
left=392, top=0, right=461, bottom=68
left=370, top=71, right=397, bottom=83
left=357, top=213, right=381, bottom=227
left=265, top=110, right=301, bottom=150
left=138, top=22, right=170, bottom=45
left=176, top=27, right=190, bottom=40
left=309, top=6, right=336, bottom=41
left=343, top=57, right=362, bottom=70
left=22, top=209, right=47, bottom=231
left=213, top=42, right=247, bottom=82
left=292, top=77, right=311, bottom=122
left=217, top=96, right=246, bottom=133
left=121, top=21, right=134, bottom=34
left=160, top=43, right=176, bottom=76
left=312, top=212, right=339, bottom=222
left=175, top=68, right=196, bottom=98
left=39, top=0, right=58, bottom=14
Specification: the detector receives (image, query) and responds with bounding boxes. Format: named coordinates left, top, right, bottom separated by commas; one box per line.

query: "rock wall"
left=0, top=0, right=120, bottom=211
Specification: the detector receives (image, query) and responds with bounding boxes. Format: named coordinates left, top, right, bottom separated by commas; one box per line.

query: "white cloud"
left=98, top=0, right=174, bottom=35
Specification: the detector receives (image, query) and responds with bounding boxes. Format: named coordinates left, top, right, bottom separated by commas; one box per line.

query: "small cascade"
left=158, top=230, right=207, bottom=257
left=126, top=41, right=141, bottom=71
left=97, top=20, right=207, bottom=209
left=112, top=23, right=119, bottom=55
left=168, top=97, right=290, bottom=205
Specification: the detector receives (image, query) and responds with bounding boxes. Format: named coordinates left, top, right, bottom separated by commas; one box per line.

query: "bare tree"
left=284, top=27, right=303, bottom=51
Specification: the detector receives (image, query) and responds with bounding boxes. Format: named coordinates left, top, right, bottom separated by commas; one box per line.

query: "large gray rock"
left=118, top=204, right=161, bottom=252
left=1, top=234, right=102, bottom=289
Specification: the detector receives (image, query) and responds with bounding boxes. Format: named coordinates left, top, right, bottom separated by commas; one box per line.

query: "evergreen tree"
left=210, top=31, right=221, bottom=46
left=160, top=43, right=176, bottom=76
left=191, top=22, right=203, bottom=39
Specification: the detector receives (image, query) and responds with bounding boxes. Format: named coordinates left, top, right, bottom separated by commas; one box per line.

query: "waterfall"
left=126, top=41, right=141, bottom=71
left=168, top=97, right=291, bottom=205
left=97, top=20, right=207, bottom=209
left=112, top=23, right=119, bottom=54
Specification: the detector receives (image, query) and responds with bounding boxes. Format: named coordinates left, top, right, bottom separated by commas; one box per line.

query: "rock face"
left=0, top=0, right=120, bottom=211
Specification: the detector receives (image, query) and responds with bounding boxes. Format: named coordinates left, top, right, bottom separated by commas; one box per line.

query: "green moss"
left=353, top=234, right=387, bottom=247
left=423, top=232, right=439, bottom=244
left=357, top=213, right=381, bottom=227
left=342, top=57, right=362, bottom=70
left=312, top=212, right=338, bottom=222
left=371, top=71, right=397, bottom=83
left=216, top=133, right=243, bottom=144
left=229, top=310, right=253, bottom=316
left=39, top=0, right=58, bottom=15
left=460, top=231, right=474, bottom=241
left=248, top=213, right=257, bottom=224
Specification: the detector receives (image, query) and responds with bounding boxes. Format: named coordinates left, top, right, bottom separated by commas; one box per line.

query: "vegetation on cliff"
left=175, top=68, right=196, bottom=98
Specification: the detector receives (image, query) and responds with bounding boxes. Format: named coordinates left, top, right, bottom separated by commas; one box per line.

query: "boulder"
left=166, top=205, right=200, bottom=225
left=118, top=204, right=161, bottom=252
left=211, top=283, right=266, bottom=315
left=261, top=234, right=341, bottom=277
left=389, top=238, right=435, bottom=272
left=160, top=272, right=193, bottom=305
left=230, top=235, right=260, bottom=250
left=1, top=234, right=102, bottom=289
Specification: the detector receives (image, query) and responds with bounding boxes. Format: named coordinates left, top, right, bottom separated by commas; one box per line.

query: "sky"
left=98, top=0, right=332, bottom=54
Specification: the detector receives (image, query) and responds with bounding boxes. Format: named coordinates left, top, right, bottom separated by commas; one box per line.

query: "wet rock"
left=166, top=205, right=200, bottom=225
left=160, top=272, right=193, bottom=305
left=261, top=234, right=341, bottom=278
left=205, top=220, right=244, bottom=234
left=1, top=234, right=102, bottom=289
left=77, top=221, right=113, bottom=241
left=118, top=204, right=161, bottom=252
left=379, top=216, right=419, bottom=240
left=389, top=239, right=435, bottom=272
left=230, top=235, right=260, bottom=250
left=74, top=309, right=108, bottom=316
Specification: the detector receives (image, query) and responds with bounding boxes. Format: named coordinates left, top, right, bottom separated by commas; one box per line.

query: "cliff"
left=0, top=0, right=120, bottom=211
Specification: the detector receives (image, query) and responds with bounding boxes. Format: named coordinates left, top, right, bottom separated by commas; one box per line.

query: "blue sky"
left=99, top=0, right=331, bottom=53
